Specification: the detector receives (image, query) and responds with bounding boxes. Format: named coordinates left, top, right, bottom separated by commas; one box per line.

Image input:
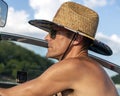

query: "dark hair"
left=64, top=30, right=93, bottom=50
left=65, top=30, right=75, bottom=38
left=82, top=36, right=93, bottom=50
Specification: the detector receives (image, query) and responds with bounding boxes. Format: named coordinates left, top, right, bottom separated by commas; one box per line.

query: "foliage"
left=0, top=41, right=54, bottom=81
left=111, top=74, right=120, bottom=84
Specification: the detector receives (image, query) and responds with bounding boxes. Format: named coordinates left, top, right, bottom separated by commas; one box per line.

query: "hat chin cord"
left=59, top=32, right=78, bottom=61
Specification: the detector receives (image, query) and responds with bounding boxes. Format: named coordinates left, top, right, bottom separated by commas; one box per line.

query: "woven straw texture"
left=53, top=2, right=99, bottom=40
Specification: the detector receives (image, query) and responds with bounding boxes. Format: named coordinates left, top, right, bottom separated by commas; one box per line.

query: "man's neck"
left=59, top=46, right=88, bottom=61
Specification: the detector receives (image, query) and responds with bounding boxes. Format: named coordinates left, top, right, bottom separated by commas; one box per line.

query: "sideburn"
left=59, top=32, right=78, bottom=61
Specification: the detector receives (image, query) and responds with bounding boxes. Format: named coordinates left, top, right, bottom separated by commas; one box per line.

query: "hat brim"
left=28, top=19, right=112, bottom=56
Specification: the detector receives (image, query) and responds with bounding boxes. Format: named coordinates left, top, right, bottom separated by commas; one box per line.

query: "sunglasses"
left=49, top=29, right=57, bottom=39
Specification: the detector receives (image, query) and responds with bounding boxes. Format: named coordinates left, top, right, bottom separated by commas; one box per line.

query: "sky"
left=0, top=0, right=120, bottom=76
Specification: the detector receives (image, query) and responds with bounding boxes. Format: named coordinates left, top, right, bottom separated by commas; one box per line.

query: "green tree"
left=111, top=75, right=120, bottom=84
left=0, top=41, right=54, bottom=81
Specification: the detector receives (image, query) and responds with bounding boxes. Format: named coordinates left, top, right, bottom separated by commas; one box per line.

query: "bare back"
left=56, top=56, right=119, bottom=96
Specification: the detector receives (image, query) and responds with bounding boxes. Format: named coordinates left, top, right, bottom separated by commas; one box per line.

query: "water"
left=118, top=88, right=120, bottom=95
left=116, top=85, right=120, bottom=95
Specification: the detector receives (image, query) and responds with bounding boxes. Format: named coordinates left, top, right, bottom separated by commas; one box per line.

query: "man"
left=0, top=1, right=119, bottom=96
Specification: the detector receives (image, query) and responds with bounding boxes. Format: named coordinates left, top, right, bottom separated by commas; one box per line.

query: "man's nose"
left=44, top=34, right=50, bottom=41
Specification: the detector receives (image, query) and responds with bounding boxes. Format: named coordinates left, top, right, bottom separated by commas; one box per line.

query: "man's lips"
left=48, top=45, right=51, bottom=48
left=48, top=44, right=52, bottom=48
left=48, top=45, right=52, bottom=49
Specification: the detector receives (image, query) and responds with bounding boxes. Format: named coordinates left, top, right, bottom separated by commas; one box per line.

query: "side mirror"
left=0, top=0, right=8, bottom=27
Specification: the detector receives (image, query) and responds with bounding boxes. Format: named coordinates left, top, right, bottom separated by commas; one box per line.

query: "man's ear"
left=73, top=35, right=83, bottom=45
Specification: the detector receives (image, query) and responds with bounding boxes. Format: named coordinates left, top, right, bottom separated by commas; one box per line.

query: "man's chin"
left=46, top=54, right=54, bottom=58
left=46, top=54, right=59, bottom=60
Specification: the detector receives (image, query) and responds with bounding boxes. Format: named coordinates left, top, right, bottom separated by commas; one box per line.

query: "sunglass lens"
left=50, top=29, right=57, bottom=39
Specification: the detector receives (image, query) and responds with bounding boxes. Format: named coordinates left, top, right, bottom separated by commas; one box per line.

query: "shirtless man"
left=0, top=1, right=119, bottom=96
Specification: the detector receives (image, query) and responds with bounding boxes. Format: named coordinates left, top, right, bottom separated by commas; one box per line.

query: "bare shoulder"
left=57, top=56, right=108, bottom=81
left=53, top=57, right=88, bottom=72
left=51, top=57, right=96, bottom=77
left=57, top=56, right=98, bottom=71
left=39, top=57, right=90, bottom=84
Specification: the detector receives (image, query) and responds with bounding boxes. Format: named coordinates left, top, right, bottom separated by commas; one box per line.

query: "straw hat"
left=29, top=1, right=112, bottom=56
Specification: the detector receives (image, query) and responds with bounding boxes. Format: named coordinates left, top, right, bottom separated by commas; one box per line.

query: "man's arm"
left=0, top=60, right=78, bottom=96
